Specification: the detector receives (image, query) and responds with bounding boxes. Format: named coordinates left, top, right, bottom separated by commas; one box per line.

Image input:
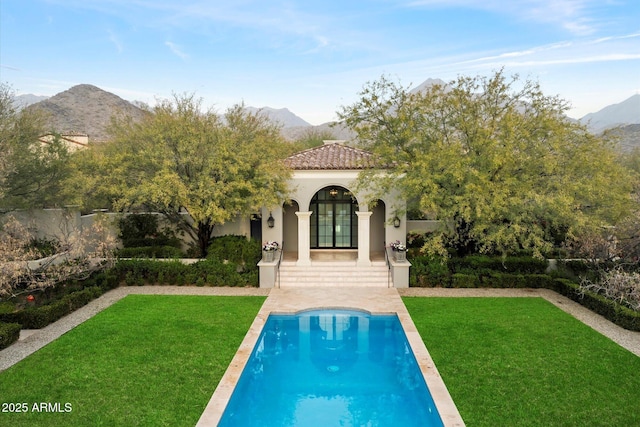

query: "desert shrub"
left=579, top=266, right=640, bottom=312
left=0, top=322, right=21, bottom=350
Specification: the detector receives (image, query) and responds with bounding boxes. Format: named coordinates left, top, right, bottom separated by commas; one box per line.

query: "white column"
left=356, top=211, right=372, bottom=267
left=295, top=211, right=312, bottom=266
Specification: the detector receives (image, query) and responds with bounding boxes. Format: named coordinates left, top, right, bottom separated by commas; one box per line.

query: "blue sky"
left=1, top=0, right=639, bottom=125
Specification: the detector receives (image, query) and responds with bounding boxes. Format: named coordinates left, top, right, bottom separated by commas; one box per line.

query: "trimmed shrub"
left=0, top=287, right=104, bottom=329
left=483, top=273, right=526, bottom=288
left=410, top=255, right=451, bottom=287
left=552, top=279, right=640, bottom=331
left=110, top=258, right=258, bottom=288
left=116, top=246, right=185, bottom=259
left=451, top=273, right=479, bottom=288
left=449, top=255, right=548, bottom=274
left=0, top=322, right=21, bottom=350
left=207, top=235, right=261, bottom=266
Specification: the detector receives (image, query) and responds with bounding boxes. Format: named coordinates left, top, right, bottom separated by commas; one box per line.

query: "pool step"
left=277, top=262, right=390, bottom=287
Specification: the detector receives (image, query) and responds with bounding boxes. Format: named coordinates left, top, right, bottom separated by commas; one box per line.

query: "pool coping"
left=195, top=287, right=465, bottom=426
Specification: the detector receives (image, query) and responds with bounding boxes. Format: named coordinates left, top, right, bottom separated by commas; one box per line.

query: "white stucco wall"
left=261, top=169, right=407, bottom=251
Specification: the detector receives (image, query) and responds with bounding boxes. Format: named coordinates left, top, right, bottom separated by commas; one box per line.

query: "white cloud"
left=107, top=29, right=123, bottom=54
left=403, top=0, right=601, bottom=35
left=165, top=41, right=189, bottom=60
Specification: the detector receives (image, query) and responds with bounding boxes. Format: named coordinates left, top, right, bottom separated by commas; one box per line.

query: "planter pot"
left=263, top=250, right=275, bottom=262
left=394, top=251, right=406, bottom=262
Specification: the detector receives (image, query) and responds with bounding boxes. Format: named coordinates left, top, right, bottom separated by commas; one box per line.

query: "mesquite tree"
left=339, top=71, right=635, bottom=257
left=70, top=95, right=291, bottom=257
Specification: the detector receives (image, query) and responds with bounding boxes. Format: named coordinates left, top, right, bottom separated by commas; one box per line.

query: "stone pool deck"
left=1, top=286, right=639, bottom=426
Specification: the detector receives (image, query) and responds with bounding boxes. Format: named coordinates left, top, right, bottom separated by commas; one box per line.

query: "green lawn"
left=0, top=295, right=266, bottom=427
left=403, top=297, right=640, bottom=427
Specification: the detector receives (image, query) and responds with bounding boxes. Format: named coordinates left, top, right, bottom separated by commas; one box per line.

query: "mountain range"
left=14, top=82, right=640, bottom=149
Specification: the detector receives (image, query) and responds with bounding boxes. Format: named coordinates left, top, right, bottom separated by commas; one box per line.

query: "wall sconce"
left=267, top=212, right=275, bottom=228
left=393, top=216, right=401, bottom=228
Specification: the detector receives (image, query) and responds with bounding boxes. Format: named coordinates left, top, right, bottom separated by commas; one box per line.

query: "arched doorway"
left=310, top=186, right=359, bottom=249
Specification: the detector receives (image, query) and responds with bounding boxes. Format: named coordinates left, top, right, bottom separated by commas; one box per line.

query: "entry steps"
left=277, top=260, right=390, bottom=288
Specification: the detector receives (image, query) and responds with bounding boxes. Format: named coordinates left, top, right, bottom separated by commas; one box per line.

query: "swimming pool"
left=219, top=309, right=444, bottom=427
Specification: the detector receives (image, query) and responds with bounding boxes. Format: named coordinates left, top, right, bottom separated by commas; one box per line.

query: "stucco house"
left=38, top=132, right=89, bottom=152
left=258, top=140, right=411, bottom=288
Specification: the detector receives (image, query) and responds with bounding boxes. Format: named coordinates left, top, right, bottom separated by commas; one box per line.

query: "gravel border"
left=1, top=286, right=638, bottom=372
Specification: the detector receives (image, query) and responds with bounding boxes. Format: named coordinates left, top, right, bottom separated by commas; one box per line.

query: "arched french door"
left=310, top=186, right=359, bottom=249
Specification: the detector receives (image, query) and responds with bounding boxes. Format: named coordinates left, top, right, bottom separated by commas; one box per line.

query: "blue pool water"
left=219, top=309, right=444, bottom=427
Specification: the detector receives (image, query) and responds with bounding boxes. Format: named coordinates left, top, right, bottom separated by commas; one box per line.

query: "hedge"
left=0, top=286, right=104, bottom=329
left=111, top=258, right=258, bottom=288
left=551, top=279, right=640, bottom=332
left=449, top=255, right=548, bottom=274
left=206, top=235, right=261, bottom=265
left=116, top=246, right=185, bottom=259
left=0, top=322, right=21, bottom=350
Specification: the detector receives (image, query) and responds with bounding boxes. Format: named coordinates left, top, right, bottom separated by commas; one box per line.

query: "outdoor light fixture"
left=267, top=212, right=275, bottom=228
left=393, top=216, right=401, bottom=228
left=329, top=188, right=338, bottom=197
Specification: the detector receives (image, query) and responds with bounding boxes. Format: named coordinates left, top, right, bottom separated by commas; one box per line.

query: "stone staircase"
left=277, top=260, right=390, bottom=287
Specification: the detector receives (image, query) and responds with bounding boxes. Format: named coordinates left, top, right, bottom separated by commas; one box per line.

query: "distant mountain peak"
left=12, top=93, right=49, bottom=109
left=244, top=106, right=311, bottom=128
left=580, top=94, right=640, bottom=132
left=409, top=78, right=448, bottom=94
left=27, top=84, right=147, bottom=141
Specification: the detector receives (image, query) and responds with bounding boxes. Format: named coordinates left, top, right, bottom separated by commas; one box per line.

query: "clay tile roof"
left=285, top=142, right=380, bottom=170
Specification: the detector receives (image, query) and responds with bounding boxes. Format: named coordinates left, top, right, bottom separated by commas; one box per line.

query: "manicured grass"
left=403, top=297, right=640, bottom=427
left=0, top=295, right=266, bottom=427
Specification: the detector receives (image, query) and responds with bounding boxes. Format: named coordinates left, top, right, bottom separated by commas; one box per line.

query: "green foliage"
left=206, top=235, right=261, bottom=266
left=409, top=253, right=550, bottom=288
left=340, top=72, right=635, bottom=258
left=0, top=287, right=103, bottom=329
left=552, top=279, right=640, bottom=331
left=72, top=95, right=292, bottom=257
left=26, top=237, right=60, bottom=258
left=0, top=83, right=72, bottom=210
left=111, top=259, right=258, bottom=287
left=291, top=128, right=338, bottom=151
left=118, top=213, right=181, bottom=248
left=0, top=301, right=15, bottom=314
left=450, top=273, right=479, bottom=288
left=448, top=255, right=548, bottom=274
left=409, top=255, right=450, bottom=287
left=0, top=321, right=20, bottom=350
left=116, top=245, right=185, bottom=259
